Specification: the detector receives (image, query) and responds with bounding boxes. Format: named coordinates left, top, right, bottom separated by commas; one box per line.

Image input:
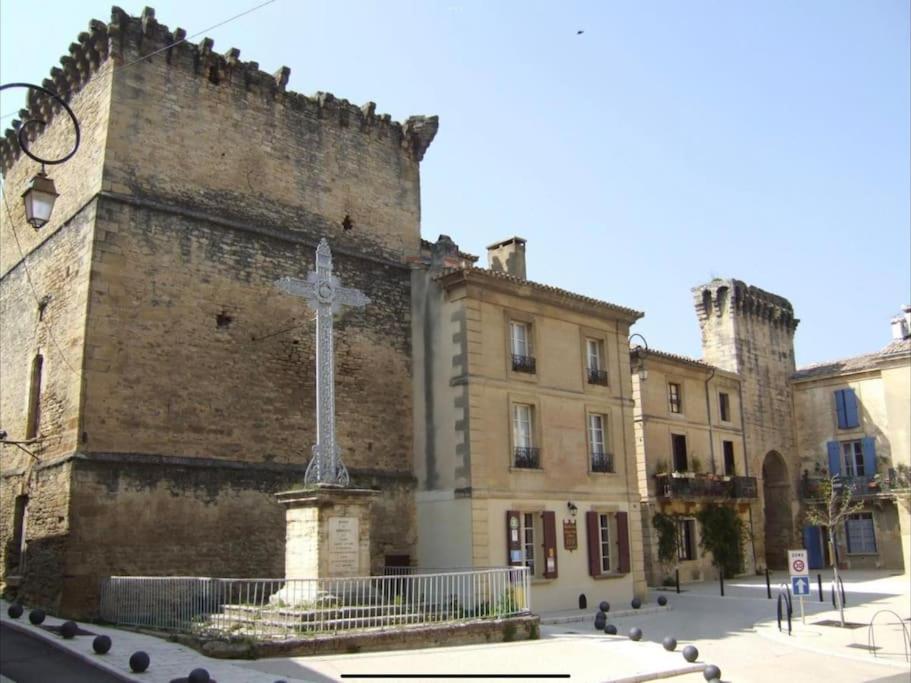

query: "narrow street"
left=0, top=623, right=125, bottom=683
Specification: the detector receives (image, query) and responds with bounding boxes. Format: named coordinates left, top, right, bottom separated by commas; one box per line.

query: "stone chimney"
left=486, top=237, right=527, bottom=280
left=893, top=306, right=911, bottom=340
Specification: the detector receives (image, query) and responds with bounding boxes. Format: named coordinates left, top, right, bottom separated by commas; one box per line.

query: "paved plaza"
left=1, top=570, right=909, bottom=682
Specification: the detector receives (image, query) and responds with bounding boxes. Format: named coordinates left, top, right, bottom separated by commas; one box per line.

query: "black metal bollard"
left=765, top=568, right=771, bottom=599
left=675, top=568, right=680, bottom=594
left=817, top=574, right=823, bottom=602
left=719, top=571, right=724, bottom=596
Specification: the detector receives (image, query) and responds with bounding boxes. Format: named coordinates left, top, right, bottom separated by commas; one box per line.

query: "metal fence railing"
left=99, top=567, right=530, bottom=640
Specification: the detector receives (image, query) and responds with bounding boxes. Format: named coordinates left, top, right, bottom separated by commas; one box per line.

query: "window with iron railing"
left=513, top=404, right=540, bottom=468
left=510, top=322, right=536, bottom=373
left=586, top=339, right=608, bottom=385
left=590, top=451, right=614, bottom=473
left=514, top=447, right=541, bottom=469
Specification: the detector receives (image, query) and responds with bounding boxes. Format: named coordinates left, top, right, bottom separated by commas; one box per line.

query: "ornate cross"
left=275, top=239, right=370, bottom=486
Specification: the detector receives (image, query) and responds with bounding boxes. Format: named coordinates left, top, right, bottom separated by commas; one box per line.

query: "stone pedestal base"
left=272, top=486, right=378, bottom=605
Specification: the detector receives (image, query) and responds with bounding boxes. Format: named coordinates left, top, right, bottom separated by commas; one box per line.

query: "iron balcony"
left=800, top=469, right=909, bottom=500
left=511, top=354, right=536, bottom=374
left=513, top=447, right=541, bottom=469
left=587, top=368, right=609, bottom=386
left=590, top=450, right=614, bottom=473
left=655, top=473, right=758, bottom=500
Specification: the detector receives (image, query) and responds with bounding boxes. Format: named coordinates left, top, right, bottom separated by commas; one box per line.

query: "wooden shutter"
left=616, top=511, right=630, bottom=574
left=585, top=511, right=601, bottom=576
left=826, top=441, right=841, bottom=476
left=506, top=511, right=522, bottom=566
left=542, top=511, right=558, bottom=579
left=834, top=390, right=848, bottom=429
left=861, top=437, right=876, bottom=477
left=843, top=389, right=860, bottom=429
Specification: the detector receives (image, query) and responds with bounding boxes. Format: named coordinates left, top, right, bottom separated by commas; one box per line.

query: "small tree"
left=802, top=477, right=864, bottom=627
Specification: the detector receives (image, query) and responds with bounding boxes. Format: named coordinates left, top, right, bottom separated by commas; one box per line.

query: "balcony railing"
left=655, top=473, right=758, bottom=500
left=513, top=447, right=540, bottom=469
left=587, top=368, right=609, bottom=386
left=801, top=470, right=909, bottom=500
left=512, top=354, right=536, bottom=374
left=590, top=451, right=614, bottom=473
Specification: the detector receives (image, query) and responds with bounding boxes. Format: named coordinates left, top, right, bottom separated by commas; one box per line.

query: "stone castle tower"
left=693, top=278, right=800, bottom=569
left=0, top=6, right=437, bottom=615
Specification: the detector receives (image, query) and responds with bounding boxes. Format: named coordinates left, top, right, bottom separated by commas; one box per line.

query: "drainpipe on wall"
left=617, top=321, right=639, bottom=597
left=704, top=367, right=717, bottom=474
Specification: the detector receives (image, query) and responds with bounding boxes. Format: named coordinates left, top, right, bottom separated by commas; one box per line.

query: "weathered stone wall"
left=100, top=7, right=435, bottom=264
left=2, top=5, right=429, bottom=612
left=0, top=463, right=73, bottom=611
left=694, top=278, right=800, bottom=569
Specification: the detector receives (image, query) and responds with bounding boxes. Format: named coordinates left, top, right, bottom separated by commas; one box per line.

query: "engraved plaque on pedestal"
left=328, top=516, right=360, bottom=576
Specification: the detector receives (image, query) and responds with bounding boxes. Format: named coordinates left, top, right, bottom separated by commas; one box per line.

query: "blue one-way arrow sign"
left=791, top=576, right=810, bottom=596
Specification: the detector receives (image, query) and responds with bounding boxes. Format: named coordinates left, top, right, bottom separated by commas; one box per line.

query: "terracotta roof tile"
left=793, top=338, right=911, bottom=380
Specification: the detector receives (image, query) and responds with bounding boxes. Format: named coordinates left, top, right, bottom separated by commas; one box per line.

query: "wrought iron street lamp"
left=1, top=82, right=81, bottom=229
left=628, top=333, right=649, bottom=381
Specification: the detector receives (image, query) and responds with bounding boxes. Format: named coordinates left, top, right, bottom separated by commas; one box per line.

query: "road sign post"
left=789, top=550, right=810, bottom=624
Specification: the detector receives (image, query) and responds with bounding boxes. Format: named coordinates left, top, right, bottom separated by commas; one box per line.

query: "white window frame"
left=845, top=513, right=876, bottom=554
left=598, top=512, right=612, bottom=572
left=586, top=338, right=602, bottom=371
left=513, top=403, right=534, bottom=450
left=510, top=321, right=530, bottom=358
left=588, top=413, right=605, bottom=455
left=841, top=440, right=864, bottom=477
left=521, top=512, right=541, bottom=577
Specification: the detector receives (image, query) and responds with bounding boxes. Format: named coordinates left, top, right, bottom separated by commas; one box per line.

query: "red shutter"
left=617, top=511, right=630, bottom=574
left=585, top=511, right=601, bottom=576
left=542, top=511, right=558, bottom=578
left=506, top=510, right=522, bottom=566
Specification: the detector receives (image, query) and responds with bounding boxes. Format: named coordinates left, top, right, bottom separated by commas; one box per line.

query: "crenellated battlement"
left=1, top=5, right=438, bottom=174
left=693, top=277, right=799, bottom=332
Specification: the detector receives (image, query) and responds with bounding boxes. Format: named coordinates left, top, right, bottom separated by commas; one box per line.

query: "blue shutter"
left=827, top=441, right=841, bottom=476
left=861, top=437, right=876, bottom=478
left=834, top=390, right=848, bottom=429
left=843, top=389, right=860, bottom=429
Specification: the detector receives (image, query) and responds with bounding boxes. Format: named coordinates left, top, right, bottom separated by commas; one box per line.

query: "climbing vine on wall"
left=652, top=512, right=678, bottom=567
left=695, top=504, right=745, bottom=578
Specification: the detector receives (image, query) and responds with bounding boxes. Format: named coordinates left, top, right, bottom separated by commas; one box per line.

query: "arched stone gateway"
left=763, top=451, right=793, bottom=569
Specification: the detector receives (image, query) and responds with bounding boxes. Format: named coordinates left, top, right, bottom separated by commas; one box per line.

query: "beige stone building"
left=792, top=308, right=911, bottom=573
left=412, top=236, right=648, bottom=611
left=632, top=348, right=758, bottom=585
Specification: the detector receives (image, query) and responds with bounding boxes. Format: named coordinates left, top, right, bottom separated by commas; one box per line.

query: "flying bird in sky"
left=577, top=29, right=584, bottom=35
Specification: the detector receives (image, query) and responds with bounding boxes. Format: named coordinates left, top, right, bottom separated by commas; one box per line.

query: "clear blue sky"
left=2, top=1, right=908, bottom=366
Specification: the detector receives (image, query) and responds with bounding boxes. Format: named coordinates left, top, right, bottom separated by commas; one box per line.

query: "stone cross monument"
left=273, top=239, right=378, bottom=593
left=275, top=238, right=370, bottom=487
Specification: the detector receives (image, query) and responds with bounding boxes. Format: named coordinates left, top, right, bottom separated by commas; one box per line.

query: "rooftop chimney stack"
left=487, top=237, right=527, bottom=280
left=904, top=305, right=911, bottom=339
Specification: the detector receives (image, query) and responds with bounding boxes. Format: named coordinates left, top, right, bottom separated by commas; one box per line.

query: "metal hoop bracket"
left=1, top=82, right=81, bottom=166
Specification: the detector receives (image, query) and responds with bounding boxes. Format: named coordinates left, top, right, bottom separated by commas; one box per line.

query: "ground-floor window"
left=845, top=512, right=876, bottom=554
left=677, top=518, right=697, bottom=561
left=586, top=510, right=630, bottom=575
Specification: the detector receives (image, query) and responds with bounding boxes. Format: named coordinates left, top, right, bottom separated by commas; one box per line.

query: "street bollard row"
left=7, top=602, right=293, bottom=683
left=588, top=597, right=720, bottom=682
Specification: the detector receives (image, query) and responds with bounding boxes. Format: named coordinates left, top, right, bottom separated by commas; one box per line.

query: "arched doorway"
left=762, top=451, right=792, bottom=569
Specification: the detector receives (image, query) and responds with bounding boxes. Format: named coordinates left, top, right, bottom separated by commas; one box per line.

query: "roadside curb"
left=753, top=618, right=910, bottom=670
left=1, top=612, right=139, bottom=683
left=542, top=606, right=671, bottom=625
left=607, top=663, right=704, bottom=683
